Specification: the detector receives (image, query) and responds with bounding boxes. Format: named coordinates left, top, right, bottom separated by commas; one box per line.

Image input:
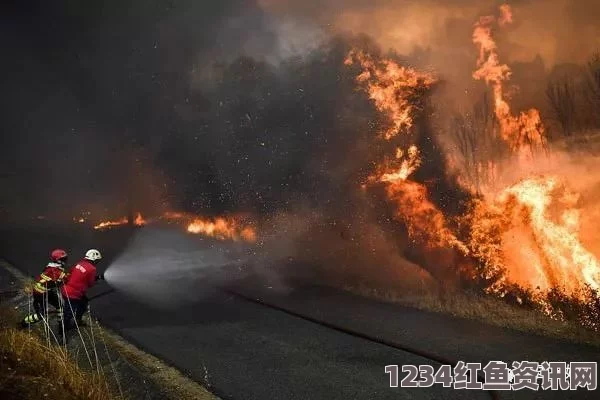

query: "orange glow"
left=93, top=211, right=257, bottom=242
left=498, top=3, right=513, bottom=26
left=347, top=5, right=600, bottom=320
left=161, top=211, right=187, bottom=220
left=94, top=212, right=146, bottom=229
left=133, top=212, right=147, bottom=226
left=93, top=217, right=128, bottom=230
left=345, top=50, right=436, bottom=139
left=377, top=148, right=466, bottom=253
left=465, top=5, right=600, bottom=308
left=379, top=146, right=422, bottom=183
left=472, top=4, right=545, bottom=154
left=347, top=50, right=466, bottom=254
left=468, top=178, right=600, bottom=298
left=187, top=216, right=257, bottom=242
left=385, top=177, right=468, bottom=254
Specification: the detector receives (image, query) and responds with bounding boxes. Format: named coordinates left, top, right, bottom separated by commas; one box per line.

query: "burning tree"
left=343, top=3, right=600, bottom=330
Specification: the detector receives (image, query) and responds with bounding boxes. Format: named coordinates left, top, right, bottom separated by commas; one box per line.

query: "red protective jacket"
left=61, top=259, right=97, bottom=300
left=33, top=262, right=67, bottom=294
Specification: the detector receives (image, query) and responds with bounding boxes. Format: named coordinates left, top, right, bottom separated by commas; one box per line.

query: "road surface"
left=1, top=224, right=598, bottom=400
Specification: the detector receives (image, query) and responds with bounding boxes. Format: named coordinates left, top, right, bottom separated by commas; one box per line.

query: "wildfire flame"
left=466, top=5, right=600, bottom=306
left=347, top=4, right=600, bottom=322
left=93, top=210, right=256, bottom=242
left=133, top=212, right=146, bottom=226
left=468, top=178, right=600, bottom=298
left=345, top=50, right=436, bottom=139
left=94, top=212, right=146, bottom=230
left=187, top=217, right=257, bottom=242
left=379, top=146, right=422, bottom=183
left=472, top=3, right=545, bottom=154
left=348, top=51, right=466, bottom=254
left=384, top=175, right=468, bottom=254
left=93, top=217, right=128, bottom=230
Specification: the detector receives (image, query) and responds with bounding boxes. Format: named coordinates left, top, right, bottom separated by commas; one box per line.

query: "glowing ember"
left=94, top=212, right=146, bottom=230
left=161, top=211, right=187, bottom=220
left=94, top=217, right=128, bottom=230
left=133, top=212, right=146, bottom=226
left=472, top=3, right=545, bottom=153
left=187, top=217, right=256, bottom=242
left=345, top=50, right=436, bottom=140
left=379, top=145, right=422, bottom=182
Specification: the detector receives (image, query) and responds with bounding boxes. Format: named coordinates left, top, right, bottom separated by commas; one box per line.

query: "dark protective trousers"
left=61, top=295, right=89, bottom=331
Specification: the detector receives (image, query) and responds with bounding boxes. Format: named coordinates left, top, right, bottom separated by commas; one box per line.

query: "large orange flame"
left=345, top=50, right=436, bottom=139
left=472, top=4, right=545, bottom=154
left=187, top=216, right=257, bottom=242
left=465, top=5, right=600, bottom=307
left=468, top=178, right=600, bottom=299
left=348, top=5, right=600, bottom=321
left=347, top=51, right=466, bottom=254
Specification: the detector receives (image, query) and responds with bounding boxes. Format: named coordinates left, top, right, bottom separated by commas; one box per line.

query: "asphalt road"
left=1, top=224, right=599, bottom=400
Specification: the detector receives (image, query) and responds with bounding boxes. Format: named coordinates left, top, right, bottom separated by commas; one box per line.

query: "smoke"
left=257, top=0, right=600, bottom=121
left=4, top=0, right=599, bottom=297
left=258, top=0, right=600, bottom=66
left=4, top=0, right=597, bottom=219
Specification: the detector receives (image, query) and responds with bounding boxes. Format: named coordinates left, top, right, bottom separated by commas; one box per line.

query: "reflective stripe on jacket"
left=33, top=262, right=66, bottom=294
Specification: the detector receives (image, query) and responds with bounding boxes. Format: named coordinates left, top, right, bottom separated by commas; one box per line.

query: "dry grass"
left=0, top=308, right=116, bottom=400
left=346, top=284, right=600, bottom=347
left=97, top=327, right=218, bottom=400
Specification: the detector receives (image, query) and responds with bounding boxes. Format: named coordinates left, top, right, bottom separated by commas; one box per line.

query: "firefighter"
left=60, top=249, right=104, bottom=333
left=21, top=249, right=69, bottom=327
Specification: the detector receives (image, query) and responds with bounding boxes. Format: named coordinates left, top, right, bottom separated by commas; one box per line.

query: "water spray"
left=102, top=227, right=251, bottom=308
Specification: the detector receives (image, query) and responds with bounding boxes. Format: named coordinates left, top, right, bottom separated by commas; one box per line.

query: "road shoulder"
left=0, top=258, right=219, bottom=400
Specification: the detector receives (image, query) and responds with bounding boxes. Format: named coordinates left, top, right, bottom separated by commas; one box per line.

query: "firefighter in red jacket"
left=21, top=249, right=69, bottom=327
left=60, top=249, right=104, bottom=332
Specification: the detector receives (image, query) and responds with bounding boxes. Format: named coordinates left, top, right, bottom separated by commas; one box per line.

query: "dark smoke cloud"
left=1, top=0, right=395, bottom=223
left=258, top=0, right=600, bottom=66
left=3, top=0, right=596, bottom=222
left=1, top=0, right=284, bottom=220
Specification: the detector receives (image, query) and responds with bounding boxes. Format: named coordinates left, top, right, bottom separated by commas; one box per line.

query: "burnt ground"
left=0, top=224, right=599, bottom=400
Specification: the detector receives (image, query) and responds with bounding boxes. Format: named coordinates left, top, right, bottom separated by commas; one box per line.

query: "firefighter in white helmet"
left=60, top=249, right=104, bottom=333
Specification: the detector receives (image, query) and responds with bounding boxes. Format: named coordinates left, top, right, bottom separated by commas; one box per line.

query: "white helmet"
left=84, top=249, right=102, bottom=261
